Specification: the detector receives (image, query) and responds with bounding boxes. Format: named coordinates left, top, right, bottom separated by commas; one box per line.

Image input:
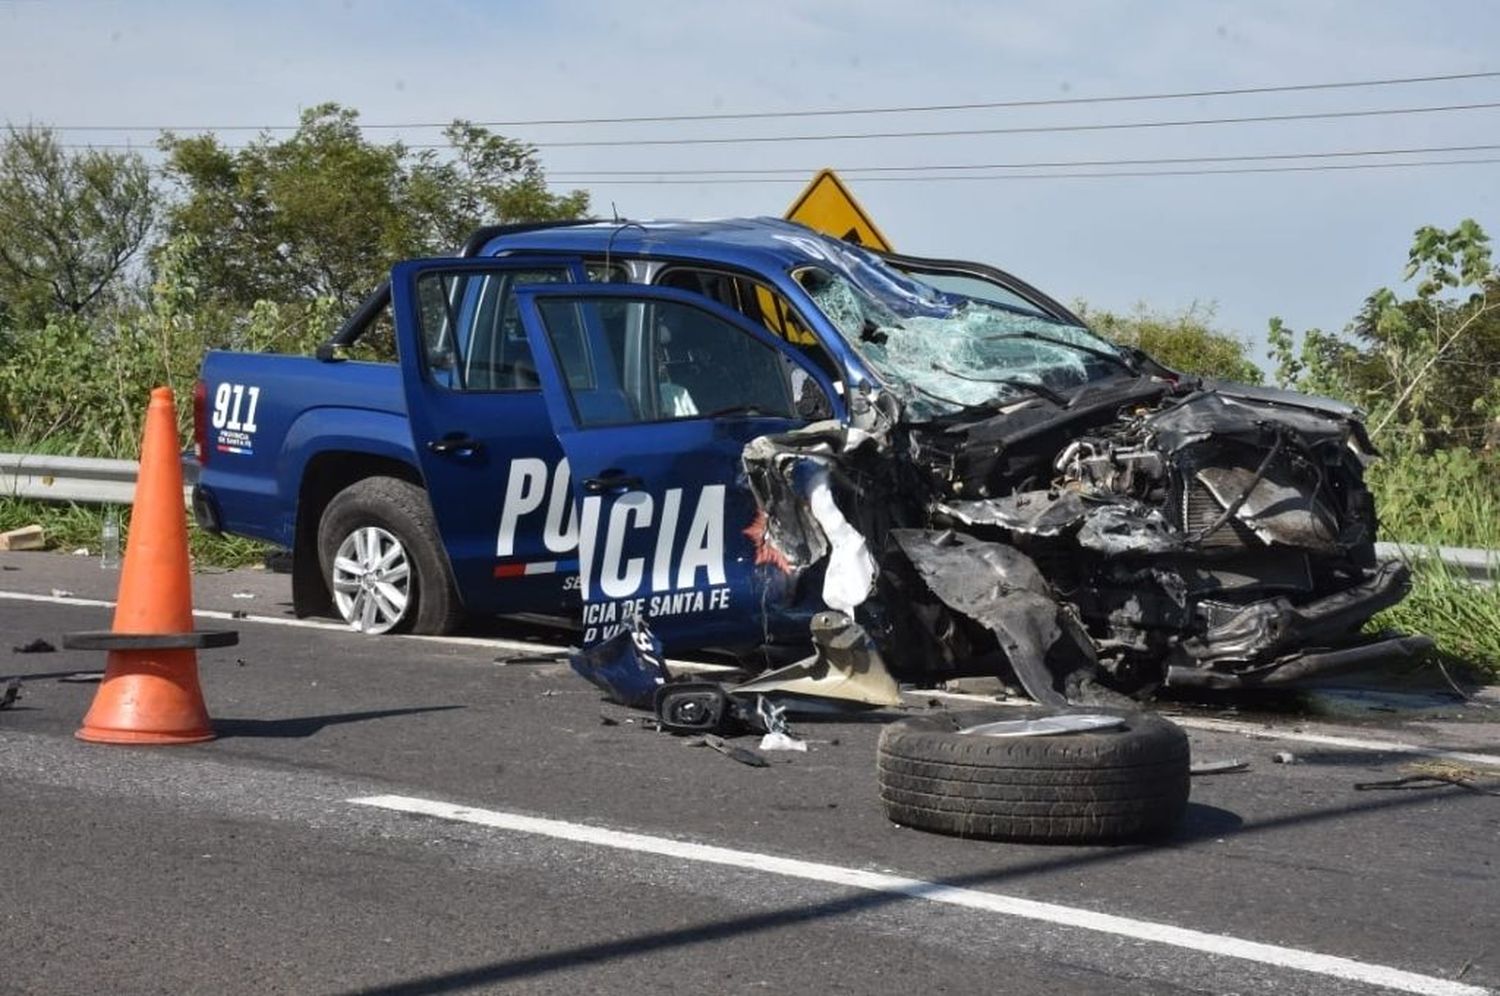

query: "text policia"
left=496, top=458, right=733, bottom=643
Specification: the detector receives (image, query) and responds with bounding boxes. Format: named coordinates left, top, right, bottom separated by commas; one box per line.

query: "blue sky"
left=3, top=0, right=1498, bottom=369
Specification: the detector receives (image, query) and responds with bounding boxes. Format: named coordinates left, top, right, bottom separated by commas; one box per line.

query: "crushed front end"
left=909, top=381, right=1426, bottom=696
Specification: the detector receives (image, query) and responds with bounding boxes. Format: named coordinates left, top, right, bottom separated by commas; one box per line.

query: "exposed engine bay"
left=742, top=376, right=1429, bottom=705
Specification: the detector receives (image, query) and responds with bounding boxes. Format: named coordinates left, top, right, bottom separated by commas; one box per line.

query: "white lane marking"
left=915, top=688, right=1500, bottom=770
left=351, top=793, right=1488, bottom=996
left=1169, top=716, right=1500, bottom=769
left=2, top=587, right=1486, bottom=753
left=0, top=588, right=739, bottom=673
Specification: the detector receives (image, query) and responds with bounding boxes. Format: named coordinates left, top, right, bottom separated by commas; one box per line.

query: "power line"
left=32, top=70, right=1500, bottom=131
left=547, top=158, right=1500, bottom=184
left=523, top=101, right=1500, bottom=148
left=542, top=143, right=1500, bottom=178
left=54, top=100, right=1500, bottom=153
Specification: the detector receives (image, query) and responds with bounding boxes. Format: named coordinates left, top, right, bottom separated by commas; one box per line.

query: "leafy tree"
left=1077, top=301, right=1262, bottom=383
left=1269, top=220, right=1500, bottom=450
left=157, top=103, right=589, bottom=314
left=0, top=126, right=157, bottom=328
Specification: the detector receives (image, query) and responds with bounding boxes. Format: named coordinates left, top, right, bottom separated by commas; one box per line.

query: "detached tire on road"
left=877, top=708, right=1190, bottom=843
left=317, top=476, right=464, bottom=636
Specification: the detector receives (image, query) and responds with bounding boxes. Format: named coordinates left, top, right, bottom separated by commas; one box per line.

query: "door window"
left=415, top=267, right=571, bottom=390
left=532, top=296, right=806, bottom=427
left=654, top=266, right=842, bottom=382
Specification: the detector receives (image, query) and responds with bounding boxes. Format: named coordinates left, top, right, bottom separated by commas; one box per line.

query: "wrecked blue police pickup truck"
left=192, top=217, right=1427, bottom=705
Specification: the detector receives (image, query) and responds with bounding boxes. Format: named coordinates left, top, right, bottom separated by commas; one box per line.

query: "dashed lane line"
left=351, top=793, right=1489, bottom=996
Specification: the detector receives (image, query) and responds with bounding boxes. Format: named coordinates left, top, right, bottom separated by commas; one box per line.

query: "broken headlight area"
left=748, top=381, right=1421, bottom=702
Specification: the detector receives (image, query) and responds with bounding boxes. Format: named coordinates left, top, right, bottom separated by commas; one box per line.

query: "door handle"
left=583, top=471, right=644, bottom=494
left=427, top=435, right=484, bottom=456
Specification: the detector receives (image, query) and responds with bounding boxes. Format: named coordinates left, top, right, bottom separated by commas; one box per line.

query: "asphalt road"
left=1, top=551, right=1497, bottom=995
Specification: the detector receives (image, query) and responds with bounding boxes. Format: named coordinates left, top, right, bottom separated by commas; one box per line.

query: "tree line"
left=1, top=102, right=1496, bottom=464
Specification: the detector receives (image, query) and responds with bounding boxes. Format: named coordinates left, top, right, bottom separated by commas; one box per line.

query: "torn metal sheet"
left=732, top=610, right=901, bottom=707
left=568, top=614, right=668, bottom=708
left=887, top=529, right=1071, bottom=707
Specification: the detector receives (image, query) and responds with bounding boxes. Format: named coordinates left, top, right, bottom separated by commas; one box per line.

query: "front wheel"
left=316, top=476, right=464, bottom=635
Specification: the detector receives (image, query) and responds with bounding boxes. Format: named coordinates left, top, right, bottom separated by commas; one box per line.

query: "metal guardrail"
left=0, top=452, right=196, bottom=506
left=4, top=450, right=1496, bottom=583
left=1375, top=541, right=1498, bottom=586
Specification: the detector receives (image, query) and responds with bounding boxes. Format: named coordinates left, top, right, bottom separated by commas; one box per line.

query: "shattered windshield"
left=791, top=245, right=1134, bottom=420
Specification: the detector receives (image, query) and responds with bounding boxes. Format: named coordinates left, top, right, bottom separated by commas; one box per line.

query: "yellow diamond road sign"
left=784, top=169, right=892, bottom=252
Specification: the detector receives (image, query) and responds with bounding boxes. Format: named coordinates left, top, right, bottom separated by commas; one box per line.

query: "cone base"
left=75, top=650, right=214, bottom=746
left=76, top=726, right=215, bottom=745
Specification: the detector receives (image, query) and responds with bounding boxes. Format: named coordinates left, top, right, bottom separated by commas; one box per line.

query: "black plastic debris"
left=689, top=733, right=770, bottom=768
left=11, top=638, right=56, bottom=654
left=1, top=678, right=20, bottom=709
left=1190, top=759, right=1250, bottom=775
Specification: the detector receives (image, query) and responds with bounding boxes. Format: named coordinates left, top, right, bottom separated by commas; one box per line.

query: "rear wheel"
left=317, top=476, right=463, bottom=635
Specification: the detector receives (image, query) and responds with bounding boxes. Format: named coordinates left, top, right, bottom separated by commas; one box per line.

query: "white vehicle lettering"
left=496, top=459, right=730, bottom=622
left=211, top=382, right=261, bottom=455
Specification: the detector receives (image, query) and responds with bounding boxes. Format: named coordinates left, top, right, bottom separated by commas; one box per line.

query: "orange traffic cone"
left=66, top=387, right=237, bottom=744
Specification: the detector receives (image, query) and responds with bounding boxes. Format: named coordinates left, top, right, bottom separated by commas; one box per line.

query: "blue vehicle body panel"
left=199, top=352, right=415, bottom=547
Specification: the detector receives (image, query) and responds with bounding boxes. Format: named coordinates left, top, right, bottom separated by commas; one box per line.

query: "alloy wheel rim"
left=331, top=526, right=412, bottom=634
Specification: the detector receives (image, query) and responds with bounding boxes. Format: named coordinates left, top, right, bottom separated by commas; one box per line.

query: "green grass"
left=1372, top=556, right=1500, bottom=682
left=0, top=496, right=270, bottom=569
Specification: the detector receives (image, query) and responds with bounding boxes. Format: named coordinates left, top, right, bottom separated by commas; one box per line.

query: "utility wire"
left=55, top=100, right=1500, bottom=152
left=34, top=70, right=1500, bottom=131
left=543, top=143, right=1500, bottom=178
left=549, top=158, right=1500, bottom=184
left=522, top=101, right=1500, bottom=148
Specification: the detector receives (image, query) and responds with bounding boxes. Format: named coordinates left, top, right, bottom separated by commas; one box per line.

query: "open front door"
left=513, top=283, right=845, bottom=651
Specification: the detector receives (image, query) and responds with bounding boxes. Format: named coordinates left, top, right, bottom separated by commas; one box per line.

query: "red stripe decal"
left=493, top=563, right=528, bottom=579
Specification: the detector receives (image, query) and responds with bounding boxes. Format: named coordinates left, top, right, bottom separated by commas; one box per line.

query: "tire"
left=317, top=476, right=464, bottom=636
left=877, top=707, right=1190, bottom=843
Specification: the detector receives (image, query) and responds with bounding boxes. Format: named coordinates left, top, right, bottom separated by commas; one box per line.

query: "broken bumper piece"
left=1166, top=634, right=1436, bottom=689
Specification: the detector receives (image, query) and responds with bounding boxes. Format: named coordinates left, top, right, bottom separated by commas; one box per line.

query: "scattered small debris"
left=759, top=731, right=808, bottom=752
left=230, top=591, right=256, bottom=600
left=599, top=715, right=620, bottom=727
left=230, top=610, right=249, bottom=619
left=1, top=678, right=20, bottom=709
left=689, top=733, right=770, bottom=768
left=495, top=653, right=566, bottom=665
left=1354, top=774, right=1500, bottom=797
left=49, top=588, right=74, bottom=598
left=2, top=564, right=19, bottom=571
left=1273, top=751, right=1297, bottom=765
left=11, top=638, right=56, bottom=654
left=755, top=696, right=807, bottom=751
left=58, top=672, right=103, bottom=683
left=1355, top=760, right=1499, bottom=796
left=539, top=689, right=560, bottom=697
left=70, top=548, right=89, bottom=556
left=1190, top=758, right=1249, bottom=775
left=0, top=524, right=45, bottom=551
left=235, top=658, right=248, bottom=667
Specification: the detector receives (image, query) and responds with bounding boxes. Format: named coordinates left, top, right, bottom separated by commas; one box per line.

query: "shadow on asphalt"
left=212, top=706, right=463, bottom=739
left=333, top=787, right=1485, bottom=996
